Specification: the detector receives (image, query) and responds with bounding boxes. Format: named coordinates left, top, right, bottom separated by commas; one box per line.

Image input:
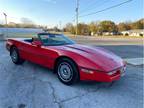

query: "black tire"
left=56, top=58, right=79, bottom=85
left=10, top=47, right=25, bottom=65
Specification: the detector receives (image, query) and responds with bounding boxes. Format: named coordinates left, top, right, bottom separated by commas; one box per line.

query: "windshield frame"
left=38, top=33, right=75, bottom=46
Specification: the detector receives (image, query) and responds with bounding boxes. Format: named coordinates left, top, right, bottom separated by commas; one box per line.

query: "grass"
left=1, top=31, right=143, bottom=39
left=48, top=31, right=144, bottom=39
left=63, top=32, right=144, bottom=39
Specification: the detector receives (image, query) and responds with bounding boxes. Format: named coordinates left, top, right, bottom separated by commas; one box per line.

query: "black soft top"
left=38, top=33, right=62, bottom=36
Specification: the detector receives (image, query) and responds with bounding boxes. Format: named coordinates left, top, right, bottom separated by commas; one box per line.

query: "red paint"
left=6, top=38, right=126, bottom=82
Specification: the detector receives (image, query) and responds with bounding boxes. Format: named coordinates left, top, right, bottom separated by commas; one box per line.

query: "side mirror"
left=32, top=40, right=42, bottom=47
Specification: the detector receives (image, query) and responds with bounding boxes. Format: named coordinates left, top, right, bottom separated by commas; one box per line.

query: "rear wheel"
left=56, top=58, right=79, bottom=85
left=10, top=47, right=25, bottom=65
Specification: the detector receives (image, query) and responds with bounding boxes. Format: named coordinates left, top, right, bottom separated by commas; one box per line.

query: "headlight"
left=107, top=70, right=117, bottom=75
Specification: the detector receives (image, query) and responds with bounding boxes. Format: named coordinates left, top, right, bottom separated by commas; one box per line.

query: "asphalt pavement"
left=0, top=41, right=143, bottom=108
left=96, top=45, right=143, bottom=58
left=70, top=36, right=143, bottom=45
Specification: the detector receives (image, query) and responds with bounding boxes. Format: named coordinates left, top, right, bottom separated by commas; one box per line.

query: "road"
left=0, top=40, right=143, bottom=108
left=69, top=35, right=143, bottom=45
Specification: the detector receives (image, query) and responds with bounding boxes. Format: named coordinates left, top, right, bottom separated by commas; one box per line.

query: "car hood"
left=59, top=44, right=123, bottom=72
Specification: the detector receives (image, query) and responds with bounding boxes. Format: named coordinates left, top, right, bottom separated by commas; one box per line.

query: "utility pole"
left=59, top=21, right=62, bottom=33
left=76, top=0, right=79, bottom=35
left=3, top=13, right=8, bottom=38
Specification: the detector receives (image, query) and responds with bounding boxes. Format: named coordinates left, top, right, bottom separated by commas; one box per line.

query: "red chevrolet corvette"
left=6, top=33, right=126, bottom=85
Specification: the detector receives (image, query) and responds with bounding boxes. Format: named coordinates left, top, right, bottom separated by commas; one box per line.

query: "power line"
left=71, top=0, right=110, bottom=23
left=79, top=0, right=100, bottom=13
left=71, top=0, right=132, bottom=23
left=79, top=0, right=132, bottom=18
left=80, top=0, right=110, bottom=14
left=71, top=0, right=97, bottom=23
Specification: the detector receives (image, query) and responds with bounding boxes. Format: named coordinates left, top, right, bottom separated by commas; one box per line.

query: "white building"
left=121, top=29, right=144, bottom=37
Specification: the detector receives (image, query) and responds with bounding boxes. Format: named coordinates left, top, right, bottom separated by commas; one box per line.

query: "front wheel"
left=56, top=58, right=79, bottom=85
left=10, top=47, right=25, bottom=65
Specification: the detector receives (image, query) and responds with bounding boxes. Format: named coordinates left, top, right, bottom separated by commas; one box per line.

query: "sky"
left=0, top=0, right=143, bottom=28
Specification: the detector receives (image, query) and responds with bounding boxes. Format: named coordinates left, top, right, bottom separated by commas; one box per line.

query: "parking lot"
left=0, top=40, right=143, bottom=108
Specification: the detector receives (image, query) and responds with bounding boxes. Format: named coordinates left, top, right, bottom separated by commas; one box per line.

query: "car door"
left=19, top=42, right=57, bottom=69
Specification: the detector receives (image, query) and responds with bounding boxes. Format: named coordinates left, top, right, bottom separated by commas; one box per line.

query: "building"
left=121, top=29, right=144, bottom=37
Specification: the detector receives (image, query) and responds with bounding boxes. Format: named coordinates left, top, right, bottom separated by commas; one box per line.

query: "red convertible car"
left=6, top=33, right=126, bottom=85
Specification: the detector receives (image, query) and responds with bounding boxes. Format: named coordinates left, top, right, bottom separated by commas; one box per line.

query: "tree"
left=21, top=18, right=34, bottom=24
left=88, top=22, right=97, bottom=34
left=98, top=20, right=117, bottom=32
left=20, top=18, right=36, bottom=28
left=77, top=23, right=89, bottom=35
left=117, top=22, right=131, bottom=31
left=8, top=22, right=17, bottom=28
left=53, top=26, right=59, bottom=32
left=0, top=24, right=4, bottom=27
left=64, top=23, right=75, bottom=34
left=131, top=19, right=144, bottom=29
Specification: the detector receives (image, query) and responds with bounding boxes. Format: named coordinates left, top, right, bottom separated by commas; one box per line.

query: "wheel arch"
left=54, top=56, right=79, bottom=74
left=10, top=45, right=17, bottom=55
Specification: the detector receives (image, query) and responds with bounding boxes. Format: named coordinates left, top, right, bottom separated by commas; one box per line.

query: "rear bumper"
left=79, top=68, right=124, bottom=82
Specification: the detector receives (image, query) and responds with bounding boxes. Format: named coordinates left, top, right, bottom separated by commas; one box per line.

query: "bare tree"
left=20, top=18, right=36, bottom=28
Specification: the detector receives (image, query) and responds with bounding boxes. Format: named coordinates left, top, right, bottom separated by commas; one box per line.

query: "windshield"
left=38, top=34, right=75, bottom=46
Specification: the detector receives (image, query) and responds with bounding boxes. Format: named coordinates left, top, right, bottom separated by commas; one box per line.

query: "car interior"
left=24, top=37, right=39, bottom=43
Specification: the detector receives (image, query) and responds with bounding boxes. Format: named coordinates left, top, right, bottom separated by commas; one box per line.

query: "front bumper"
left=79, top=67, right=125, bottom=82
